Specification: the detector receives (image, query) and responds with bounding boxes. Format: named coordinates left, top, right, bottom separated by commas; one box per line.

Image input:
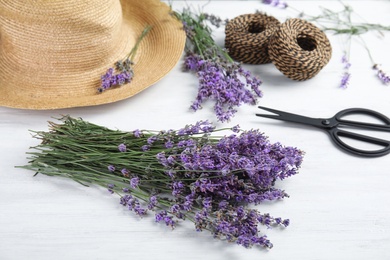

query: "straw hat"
left=0, top=0, right=186, bottom=109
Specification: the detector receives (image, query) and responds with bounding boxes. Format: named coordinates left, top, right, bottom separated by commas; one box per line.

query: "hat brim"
left=0, top=0, right=185, bottom=109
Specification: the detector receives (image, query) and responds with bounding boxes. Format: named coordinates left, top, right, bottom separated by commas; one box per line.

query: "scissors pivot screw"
left=322, top=120, right=330, bottom=125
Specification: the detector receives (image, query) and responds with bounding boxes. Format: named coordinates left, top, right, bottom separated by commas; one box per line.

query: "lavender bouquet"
left=21, top=116, right=304, bottom=249
left=173, top=9, right=263, bottom=122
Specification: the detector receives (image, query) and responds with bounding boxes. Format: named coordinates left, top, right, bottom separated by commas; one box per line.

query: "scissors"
left=256, top=106, right=390, bottom=157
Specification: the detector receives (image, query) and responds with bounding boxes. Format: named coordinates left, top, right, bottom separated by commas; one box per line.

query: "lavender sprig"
left=373, top=64, right=390, bottom=85
left=340, top=52, right=351, bottom=89
left=98, top=25, right=152, bottom=93
left=262, top=0, right=288, bottom=9
left=20, top=116, right=304, bottom=250
left=173, top=9, right=263, bottom=122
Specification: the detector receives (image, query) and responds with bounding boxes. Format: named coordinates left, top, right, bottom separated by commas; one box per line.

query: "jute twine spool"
left=225, top=13, right=281, bottom=64
left=0, top=0, right=185, bottom=109
left=268, top=18, right=332, bottom=81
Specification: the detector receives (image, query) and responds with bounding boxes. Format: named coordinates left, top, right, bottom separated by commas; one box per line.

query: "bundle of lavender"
left=173, top=9, right=263, bottom=122
left=21, top=116, right=304, bottom=249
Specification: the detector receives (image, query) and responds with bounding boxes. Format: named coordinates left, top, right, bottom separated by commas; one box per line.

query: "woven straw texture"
left=225, top=13, right=280, bottom=64
left=0, top=0, right=186, bottom=109
left=268, top=18, right=332, bottom=81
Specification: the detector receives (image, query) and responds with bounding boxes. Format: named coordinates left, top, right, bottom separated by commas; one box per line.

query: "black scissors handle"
left=330, top=108, right=390, bottom=157
left=256, top=106, right=390, bottom=157
left=335, top=108, right=390, bottom=131
left=330, top=128, right=390, bottom=157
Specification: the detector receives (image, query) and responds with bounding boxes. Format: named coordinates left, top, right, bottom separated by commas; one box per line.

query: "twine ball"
left=225, top=13, right=281, bottom=64
left=268, top=18, right=332, bottom=81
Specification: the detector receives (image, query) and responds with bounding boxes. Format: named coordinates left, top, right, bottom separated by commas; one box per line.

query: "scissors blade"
left=256, top=106, right=327, bottom=128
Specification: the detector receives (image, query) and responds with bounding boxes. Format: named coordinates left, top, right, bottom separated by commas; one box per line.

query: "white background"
left=1, top=1, right=389, bottom=259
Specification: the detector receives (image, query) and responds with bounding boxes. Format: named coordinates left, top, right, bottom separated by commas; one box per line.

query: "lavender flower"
left=24, top=117, right=304, bottom=250
left=373, top=64, right=390, bottom=85
left=340, top=72, right=351, bottom=89
left=174, top=9, right=263, bottom=122
left=118, top=143, right=127, bottom=152
left=377, top=70, right=390, bottom=84
left=107, top=184, right=115, bottom=194
left=339, top=53, right=351, bottom=89
left=148, top=196, right=158, bottom=210
left=107, top=165, right=115, bottom=172
left=121, top=168, right=130, bottom=177
left=130, top=177, right=140, bottom=188
left=262, top=0, right=288, bottom=9
left=341, top=54, right=351, bottom=69
left=133, top=129, right=142, bottom=138
left=155, top=210, right=176, bottom=228
left=98, top=26, right=151, bottom=93
left=184, top=52, right=263, bottom=122
left=98, top=65, right=133, bottom=93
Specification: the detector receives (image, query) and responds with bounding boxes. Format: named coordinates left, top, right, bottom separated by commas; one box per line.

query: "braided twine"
left=268, top=18, right=332, bottom=81
left=225, top=13, right=281, bottom=64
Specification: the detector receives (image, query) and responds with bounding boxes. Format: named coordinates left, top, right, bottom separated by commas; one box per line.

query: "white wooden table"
left=1, top=1, right=389, bottom=259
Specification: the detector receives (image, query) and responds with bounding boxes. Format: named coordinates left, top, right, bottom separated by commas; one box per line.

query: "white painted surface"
left=1, top=1, right=389, bottom=259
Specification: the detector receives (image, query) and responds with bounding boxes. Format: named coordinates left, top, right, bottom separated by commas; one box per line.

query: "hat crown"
left=0, top=0, right=124, bottom=71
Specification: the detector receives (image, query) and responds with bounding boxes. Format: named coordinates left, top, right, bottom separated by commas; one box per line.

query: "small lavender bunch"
left=173, top=9, right=263, bottom=122
left=21, top=116, right=304, bottom=250
left=98, top=25, right=152, bottom=93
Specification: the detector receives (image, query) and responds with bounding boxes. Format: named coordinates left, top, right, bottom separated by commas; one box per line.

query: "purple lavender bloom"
left=231, top=125, right=240, bottom=133
left=103, top=120, right=303, bottom=249
left=341, top=54, right=351, bottom=69
left=282, top=219, right=290, bottom=227
left=155, top=210, right=167, bottom=222
left=274, top=217, right=282, bottom=225
left=177, top=120, right=215, bottom=136
left=107, top=184, right=115, bottom=194
left=130, top=177, right=140, bottom=188
left=167, top=155, right=176, bottom=165
left=120, top=194, right=146, bottom=217
left=118, top=143, right=127, bottom=152
left=164, top=216, right=176, bottom=228
left=147, top=136, right=158, bottom=145
left=134, top=205, right=147, bottom=216
left=156, top=152, right=168, bottom=166
left=133, top=129, right=142, bottom=138
left=155, top=210, right=176, bottom=228
left=121, top=168, right=130, bottom=177
left=218, top=200, right=229, bottom=210
left=141, top=145, right=150, bottom=151
left=172, top=181, right=185, bottom=196
left=107, top=165, right=115, bottom=172
left=165, top=140, right=174, bottom=149
left=98, top=60, right=134, bottom=93
left=120, top=194, right=132, bottom=206
left=148, top=196, right=158, bottom=210
left=375, top=68, right=390, bottom=85
left=184, top=52, right=263, bottom=122
left=340, top=72, right=351, bottom=89
left=170, top=204, right=181, bottom=213
left=262, top=0, right=288, bottom=9
left=202, top=197, right=213, bottom=210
